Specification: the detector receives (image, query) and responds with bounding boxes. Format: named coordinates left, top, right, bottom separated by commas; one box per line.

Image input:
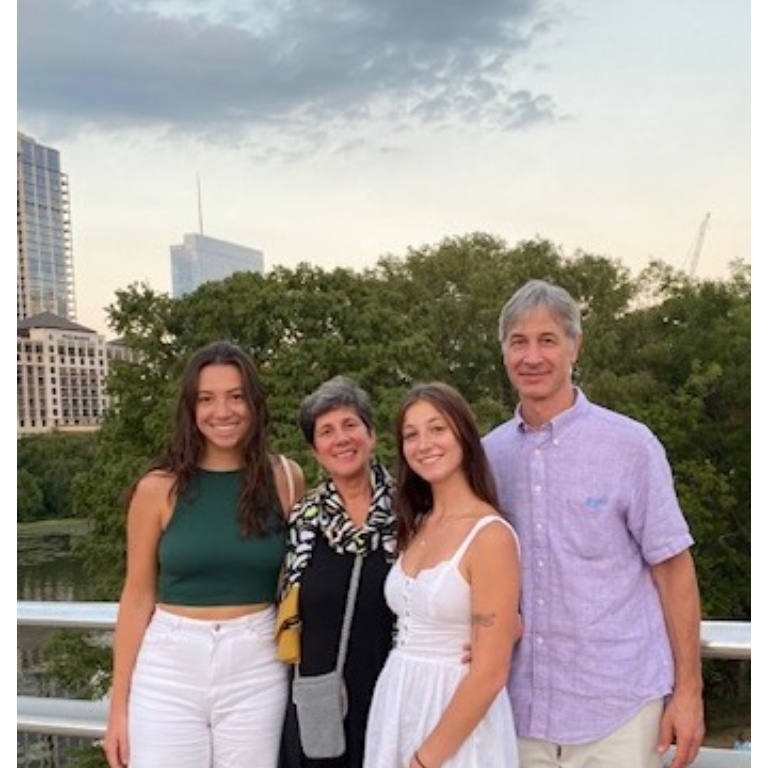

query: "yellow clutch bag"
left=275, top=583, right=301, bottom=664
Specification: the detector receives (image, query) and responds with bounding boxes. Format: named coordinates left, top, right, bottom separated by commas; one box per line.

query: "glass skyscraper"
left=17, top=132, right=76, bottom=322
left=171, top=233, right=264, bottom=298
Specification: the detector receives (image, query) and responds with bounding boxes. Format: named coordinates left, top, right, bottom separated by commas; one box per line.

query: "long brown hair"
left=125, top=340, right=281, bottom=536
left=393, top=381, right=498, bottom=550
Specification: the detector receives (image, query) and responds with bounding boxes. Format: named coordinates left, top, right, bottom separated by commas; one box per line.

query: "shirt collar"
left=513, top=387, right=589, bottom=439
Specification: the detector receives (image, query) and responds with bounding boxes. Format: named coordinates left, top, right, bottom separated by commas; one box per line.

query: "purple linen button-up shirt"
left=483, top=389, right=694, bottom=744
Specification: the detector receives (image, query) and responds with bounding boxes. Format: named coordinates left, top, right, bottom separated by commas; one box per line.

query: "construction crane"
left=685, top=212, right=710, bottom=277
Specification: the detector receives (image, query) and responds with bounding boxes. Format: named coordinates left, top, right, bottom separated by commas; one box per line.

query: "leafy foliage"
left=17, top=433, right=100, bottom=520
left=17, top=467, right=44, bottom=522
left=22, top=234, right=750, bottom=747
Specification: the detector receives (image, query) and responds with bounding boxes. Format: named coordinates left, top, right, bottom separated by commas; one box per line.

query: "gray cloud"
left=18, top=0, right=561, bottom=147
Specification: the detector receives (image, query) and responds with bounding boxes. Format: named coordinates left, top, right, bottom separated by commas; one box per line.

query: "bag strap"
left=279, top=454, right=296, bottom=507
left=335, top=554, right=363, bottom=673
left=295, top=554, right=363, bottom=677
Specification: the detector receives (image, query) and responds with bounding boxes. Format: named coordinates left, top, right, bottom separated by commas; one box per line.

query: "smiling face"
left=502, top=305, right=582, bottom=425
left=400, top=399, right=463, bottom=486
left=195, top=363, right=252, bottom=462
left=312, top=405, right=376, bottom=482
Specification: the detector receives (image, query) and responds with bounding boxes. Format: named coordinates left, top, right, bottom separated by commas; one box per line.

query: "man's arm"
left=651, top=549, right=706, bottom=768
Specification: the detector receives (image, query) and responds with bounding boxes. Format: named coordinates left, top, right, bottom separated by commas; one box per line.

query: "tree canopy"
left=65, top=233, right=748, bottom=623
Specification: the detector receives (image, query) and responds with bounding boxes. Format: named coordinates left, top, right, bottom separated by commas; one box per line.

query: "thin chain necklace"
left=415, top=512, right=480, bottom=546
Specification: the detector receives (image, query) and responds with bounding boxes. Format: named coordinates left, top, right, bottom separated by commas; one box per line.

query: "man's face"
left=502, top=306, right=581, bottom=413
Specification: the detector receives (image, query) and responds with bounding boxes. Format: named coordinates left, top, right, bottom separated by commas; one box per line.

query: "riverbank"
left=18, top=518, right=91, bottom=566
left=18, top=518, right=90, bottom=538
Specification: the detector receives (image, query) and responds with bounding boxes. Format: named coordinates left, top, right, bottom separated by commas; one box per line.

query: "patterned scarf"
left=279, top=458, right=397, bottom=600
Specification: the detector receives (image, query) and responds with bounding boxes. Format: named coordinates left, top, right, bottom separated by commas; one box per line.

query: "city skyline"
left=18, top=0, right=752, bottom=337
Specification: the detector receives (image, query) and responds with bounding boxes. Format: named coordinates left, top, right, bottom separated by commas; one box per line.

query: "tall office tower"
left=170, top=233, right=265, bottom=298
left=17, top=132, right=77, bottom=322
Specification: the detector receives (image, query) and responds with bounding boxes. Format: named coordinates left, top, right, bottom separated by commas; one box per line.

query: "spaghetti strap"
left=449, top=515, right=517, bottom=565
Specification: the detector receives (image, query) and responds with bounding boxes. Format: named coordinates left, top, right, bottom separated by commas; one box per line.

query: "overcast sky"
left=17, top=0, right=752, bottom=336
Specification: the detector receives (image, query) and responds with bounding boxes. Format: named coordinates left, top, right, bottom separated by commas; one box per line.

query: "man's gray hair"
left=498, top=279, right=582, bottom=343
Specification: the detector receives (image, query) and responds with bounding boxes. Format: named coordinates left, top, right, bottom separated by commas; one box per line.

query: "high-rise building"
left=17, top=132, right=76, bottom=322
left=170, top=233, right=264, bottom=298
left=17, top=314, right=133, bottom=435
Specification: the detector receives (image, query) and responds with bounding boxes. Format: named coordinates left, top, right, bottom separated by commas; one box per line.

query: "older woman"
left=277, top=376, right=397, bottom=768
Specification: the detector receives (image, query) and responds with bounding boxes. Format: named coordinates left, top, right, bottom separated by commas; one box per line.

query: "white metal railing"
left=17, top=602, right=751, bottom=766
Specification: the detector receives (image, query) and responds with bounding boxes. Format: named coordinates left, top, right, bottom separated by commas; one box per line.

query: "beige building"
left=17, top=313, right=132, bottom=436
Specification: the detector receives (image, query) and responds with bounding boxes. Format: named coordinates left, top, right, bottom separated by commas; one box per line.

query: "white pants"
left=128, top=607, right=288, bottom=768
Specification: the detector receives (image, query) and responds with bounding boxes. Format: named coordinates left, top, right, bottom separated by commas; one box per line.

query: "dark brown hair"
left=393, top=381, right=499, bottom=550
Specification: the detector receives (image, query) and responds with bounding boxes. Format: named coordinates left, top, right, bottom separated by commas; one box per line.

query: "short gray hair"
left=498, top=279, right=582, bottom=344
left=298, top=375, right=375, bottom=444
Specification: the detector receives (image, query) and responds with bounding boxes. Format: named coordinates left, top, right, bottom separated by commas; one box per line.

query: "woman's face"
left=400, top=399, right=463, bottom=486
left=195, top=363, right=251, bottom=459
left=312, top=405, right=375, bottom=481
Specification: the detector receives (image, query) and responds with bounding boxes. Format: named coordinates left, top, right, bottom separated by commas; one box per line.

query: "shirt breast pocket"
left=562, top=496, right=614, bottom=559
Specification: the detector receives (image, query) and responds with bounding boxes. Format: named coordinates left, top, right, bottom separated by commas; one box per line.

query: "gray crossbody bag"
left=291, top=554, right=363, bottom=759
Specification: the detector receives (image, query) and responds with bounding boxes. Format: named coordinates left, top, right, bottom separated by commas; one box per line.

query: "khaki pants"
left=518, top=699, right=664, bottom=768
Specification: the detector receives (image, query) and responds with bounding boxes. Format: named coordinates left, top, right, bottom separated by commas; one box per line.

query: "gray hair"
left=298, top=375, right=375, bottom=444
left=498, top=279, right=582, bottom=344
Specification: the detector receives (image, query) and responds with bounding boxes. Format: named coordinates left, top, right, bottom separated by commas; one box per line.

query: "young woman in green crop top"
left=103, top=341, right=306, bottom=768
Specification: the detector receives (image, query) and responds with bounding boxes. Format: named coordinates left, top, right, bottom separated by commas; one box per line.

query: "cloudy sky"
left=18, top=0, right=751, bottom=336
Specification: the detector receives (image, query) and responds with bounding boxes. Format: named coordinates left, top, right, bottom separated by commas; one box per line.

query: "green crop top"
left=157, top=468, right=286, bottom=606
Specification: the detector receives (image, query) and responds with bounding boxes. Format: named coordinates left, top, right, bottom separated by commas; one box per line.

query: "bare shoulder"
left=283, top=455, right=305, bottom=481
left=271, top=453, right=305, bottom=486
left=460, top=508, right=520, bottom=587
left=472, top=509, right=519, bottom=555
left=128, top=470, right=176, bottom=527
left=133, top=469, right=175, bottom=499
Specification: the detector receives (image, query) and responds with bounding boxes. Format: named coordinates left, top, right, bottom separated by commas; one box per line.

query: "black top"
left=280, top=536, right=395, bottom=768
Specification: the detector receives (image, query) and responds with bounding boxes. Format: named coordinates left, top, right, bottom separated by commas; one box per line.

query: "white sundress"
left=363, top=516, right=519, bottom=768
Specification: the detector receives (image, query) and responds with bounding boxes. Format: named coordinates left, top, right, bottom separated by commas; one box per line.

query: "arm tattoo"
left=471, top=612, right=496, bottom=628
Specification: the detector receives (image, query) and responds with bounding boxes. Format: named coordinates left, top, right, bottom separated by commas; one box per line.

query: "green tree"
left=17, top=467, right=44, bottom=522
left=73, top=238, right=750, bottom=619
left=17, top=433, right=99, bottom=519
left=62, top=234, right=748, bottom=746
left=584, top=260, right=750, bottom=619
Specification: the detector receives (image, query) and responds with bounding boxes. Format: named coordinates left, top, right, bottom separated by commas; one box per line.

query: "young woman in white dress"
left=364, top=382, right=521, bottom=768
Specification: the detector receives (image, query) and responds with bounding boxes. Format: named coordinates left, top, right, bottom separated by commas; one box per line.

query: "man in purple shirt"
left=483, top=279, right=705, bottom=768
